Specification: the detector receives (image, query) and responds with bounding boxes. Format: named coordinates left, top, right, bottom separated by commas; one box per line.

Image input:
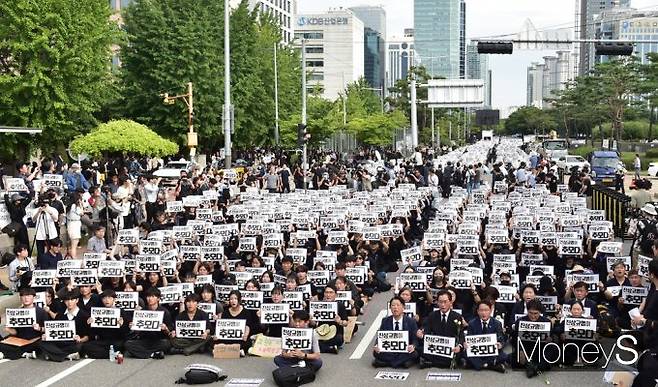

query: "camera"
left=36, top=194, right=51, bottom=207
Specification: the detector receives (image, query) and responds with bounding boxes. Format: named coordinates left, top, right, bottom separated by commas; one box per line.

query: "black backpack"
left=272, top=365, right=316, bottom=387
left=175, top=364, right=226, bottom=385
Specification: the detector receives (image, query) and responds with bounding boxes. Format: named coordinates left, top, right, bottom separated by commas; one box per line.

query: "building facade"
left=466, top=43, right=491, bottom=107
left=349, top=6, right=386, bottom=91
left=386, top=31, right=415, bottom=95
left=596, top=8, right=658, bottom=66
left=294, top=9, right=365, bottom=100
left=526, top=51, right=573, bottom=109
left=575, top=0, right=630, bottom=75
left=230, top=0, right=297, bottom=43
left=414, top=0, right=465, bottom=79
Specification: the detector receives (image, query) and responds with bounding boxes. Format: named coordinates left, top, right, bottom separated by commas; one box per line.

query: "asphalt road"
left=0, top=270, right=623, bottom=387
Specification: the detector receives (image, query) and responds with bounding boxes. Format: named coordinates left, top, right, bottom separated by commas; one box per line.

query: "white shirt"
left=33, top=205, right=59, bottom=241
left=65, top=307, right=80, bottom=320
left=392, top=315, right=404, bottom=331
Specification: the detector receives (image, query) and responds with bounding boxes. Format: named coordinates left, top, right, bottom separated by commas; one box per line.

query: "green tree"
left=121, top=0, right=301, bottom=151
left=504, top=106, right=556, bottom=135
left=550, top=76, right=606, bottom=143
left=590, top=57, right=642, bottom=142
left=0, top=0, right=121, bottom=160
left=70, top=120, right=178, bottom=158
left=347, top=110, right=407, bottom=146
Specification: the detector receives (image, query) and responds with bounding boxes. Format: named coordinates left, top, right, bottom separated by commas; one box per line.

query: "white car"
left=556, top=155, right=590, bottom=174
left=153, top=160, right=195, bottom=183
left=648, top=162, right=658, bottom=177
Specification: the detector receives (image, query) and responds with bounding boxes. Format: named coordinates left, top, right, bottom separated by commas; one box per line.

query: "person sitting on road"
left=372, top=296, right=419, bottom=369
left=82, top=289, right=129, bottom=358
left=416, top=290, right=465, bottom=369
left=124, top=287, right=174, bottom=359
left=274, top=310, right=323, bottom=371
left=39, top=288, right=90, bottom=362
left=465, top=300, right=508, bottom=373
left=169, top=293, right=211, bottom=356
left=0, top=287, right=48, bottom=360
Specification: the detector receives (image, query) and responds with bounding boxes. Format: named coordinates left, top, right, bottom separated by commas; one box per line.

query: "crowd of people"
left=0, top=142, right=655, bottom=384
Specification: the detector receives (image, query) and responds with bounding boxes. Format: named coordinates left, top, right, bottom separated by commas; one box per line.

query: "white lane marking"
left=349, top=309, right=386, bottom=360
left=35, top=358, right=95, bottom=387
left=0, top=359, right=9, bottom=364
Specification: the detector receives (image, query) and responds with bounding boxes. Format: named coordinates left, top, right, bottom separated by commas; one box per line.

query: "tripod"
left=30, top=210, right=49, bottom=264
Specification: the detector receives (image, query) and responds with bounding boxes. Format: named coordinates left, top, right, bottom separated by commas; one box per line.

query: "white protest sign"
left=465, top=334, right=498, bottom=357
left=377, top=330, right=409, bottom=353
left=132, top=310, right=164, bottom=331
left=44, top=320, right=76, bottom=341
left=90, top=307, right=121, bottom=328
left=281, top=327, right=313, bottom=350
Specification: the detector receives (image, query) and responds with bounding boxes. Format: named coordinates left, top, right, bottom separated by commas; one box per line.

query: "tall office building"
left=527, top=51, right=573, bottom=108
left=386, top=31, right=416, bottom=94
left=596, top=8, right=658, bottom=66
left=349, top=6, right=386, bottom=91
left=230, top=0, right=297, bottom=43
left=294, top=9, right=365, bottom=100
left=414, top=0, right=465, bottom=79
left=574, top=0, right=630, bottom=75
left=466, top=43, right=491, bottom=107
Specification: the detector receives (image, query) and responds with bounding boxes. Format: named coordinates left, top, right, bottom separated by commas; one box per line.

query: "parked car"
left=556, top=155, right=590, bottom=174
left=153, top=159, right=195, bottom=184
left=590, top=151, right=621, bottom=186
left=648, top=162, right=658, bottom=177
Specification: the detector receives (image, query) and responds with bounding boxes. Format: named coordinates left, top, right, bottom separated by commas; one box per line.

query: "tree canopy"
left=70, top=120, right=178, bottom=158
left=0, top=0, right=121, bottom=160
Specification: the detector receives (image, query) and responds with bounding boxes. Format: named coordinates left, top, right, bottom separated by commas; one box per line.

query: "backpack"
left=633, top=350, right=658, bottom=387
left=175, top=364, right=226, bottom=385
left=272, top=365, right=316, bottom=387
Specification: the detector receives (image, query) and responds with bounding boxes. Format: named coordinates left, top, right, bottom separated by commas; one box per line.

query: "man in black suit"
left=465, top=300, right=507, bottom=373
left=417, top=290, right=466, bottom=368
left=372, top=296, right=419, bottom=368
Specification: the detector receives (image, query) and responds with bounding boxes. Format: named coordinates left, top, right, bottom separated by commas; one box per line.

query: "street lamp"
left=161, top=82, right=197, bottom=161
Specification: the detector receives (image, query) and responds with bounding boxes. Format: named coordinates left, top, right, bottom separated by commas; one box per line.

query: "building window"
left=295, top=32, right=324, bottom=40
left=306, top=46, right=324, bottom=53
left=309, top=73, right=324, bottom=81
left=306, top=60, right=324, bottom=68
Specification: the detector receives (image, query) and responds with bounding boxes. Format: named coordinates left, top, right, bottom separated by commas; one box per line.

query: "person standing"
left=3, top=193, right=30, bottom=250
left=635, top=153, right=642, bottom=181
left=65, top=163, right=90, bottom=194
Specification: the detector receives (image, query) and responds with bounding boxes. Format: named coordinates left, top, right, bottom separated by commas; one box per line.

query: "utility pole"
left=410, top=78, right=418, bottom=149
left=301, top=39, right=308, bottom=190
left=162, top=82, right=197, bottom=161
left=431, top=107, right=435, bottom=148
left=274, top=42, right=280, bottom=146
left=223, top=0, right=232, bottom=168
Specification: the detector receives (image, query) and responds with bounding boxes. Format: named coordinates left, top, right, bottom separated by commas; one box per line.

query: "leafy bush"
left=645, top=148, right=658, bottom=158
left=70, top=120, right=179, bottom=158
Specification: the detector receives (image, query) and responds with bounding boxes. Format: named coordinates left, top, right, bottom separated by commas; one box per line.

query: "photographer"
left=637, top=204, right=658, bottom=256
left=3, top=192, right=31, bottom=248
left=32, top=195, right=59, bottom=262
left=175, top=170, right=194, bottom=200
left=8, top=244, right=32, bottom=291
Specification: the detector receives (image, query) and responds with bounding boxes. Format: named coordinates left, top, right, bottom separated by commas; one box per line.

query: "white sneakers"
left=0, top=352, right=4, bottom=360
left=66, top=352, right=80, bottom=361
left=21, top=351, right=37, bottom=360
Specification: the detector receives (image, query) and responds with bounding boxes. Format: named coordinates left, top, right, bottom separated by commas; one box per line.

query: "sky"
left=297, top=0, right=658, bottom=110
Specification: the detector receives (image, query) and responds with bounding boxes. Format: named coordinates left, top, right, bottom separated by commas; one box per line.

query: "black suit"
left=373, top=315, right=418, bottom=368
left=419, top=309, right=464, bottom=367
left=466, top=317, right=508, bottom=369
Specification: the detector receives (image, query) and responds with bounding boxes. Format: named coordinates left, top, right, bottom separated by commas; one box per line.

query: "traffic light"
left=595, top=42, right=634, bottom=56
left=477, top=41, right=513, bottom=55
left=297, top=123, right=307, bottom=147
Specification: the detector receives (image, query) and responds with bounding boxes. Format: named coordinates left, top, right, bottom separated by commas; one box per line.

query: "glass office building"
left=414, top=0, right=465, bottom=79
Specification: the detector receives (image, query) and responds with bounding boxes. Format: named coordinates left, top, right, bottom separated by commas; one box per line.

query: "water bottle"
left=109, top=345, right=116, bottom=362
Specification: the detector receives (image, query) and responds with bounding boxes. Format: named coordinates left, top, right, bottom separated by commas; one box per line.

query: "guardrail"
left=591, top=184, right=631, bottom=238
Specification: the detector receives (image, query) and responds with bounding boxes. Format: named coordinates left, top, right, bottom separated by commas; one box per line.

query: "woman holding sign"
left=218, top=290, right=256, bottom=356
